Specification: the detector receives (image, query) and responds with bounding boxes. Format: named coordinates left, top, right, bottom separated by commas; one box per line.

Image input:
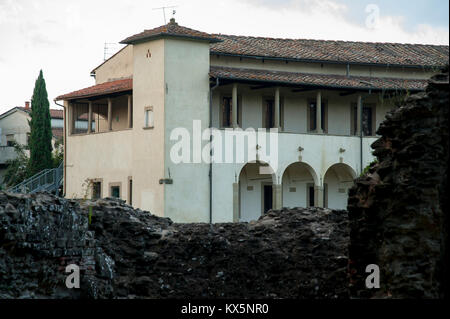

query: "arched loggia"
left=281, top=162, right=318, bottom=208
left=323, top=163, right=356, bottom=209
left=238, top=161, right=276, bottom=222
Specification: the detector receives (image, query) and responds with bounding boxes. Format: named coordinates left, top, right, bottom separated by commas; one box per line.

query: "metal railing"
left=7, top=162, right=63, bottom=195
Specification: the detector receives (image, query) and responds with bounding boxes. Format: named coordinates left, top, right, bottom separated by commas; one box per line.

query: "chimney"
left=25, top=101, right=30, bottom=109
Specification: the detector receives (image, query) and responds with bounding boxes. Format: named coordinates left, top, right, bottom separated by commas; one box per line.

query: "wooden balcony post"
left=316, top=91, right=323, bottom=133
left=107, top=98, right=112, bottom=131
left=232, top=83, right=238, bottom=128
left=274, top=87, right=280, bottom=129
left=87, top=101, right=92, bottom=133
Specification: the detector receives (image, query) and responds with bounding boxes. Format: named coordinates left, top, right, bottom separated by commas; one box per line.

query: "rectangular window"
left=308, top=100, right=327, bottom=132
left=351, top=104, right=357, bottom=136
left=109, top=182, right=121, bottom=199
left=362, top=106, right=373, bottom=136
left=222, top=97, right=232, bottom=127
left=144, top=107, right=154, bottom=129
left=264, top=99, right=275, bottom=129
left=351, top=103, right=375, bottom=136
left=221, top=97, right=240, bottom=128
left=111, top=186, right=120, bottom=198
left=6, top=134, right=15, bottom=147
left=92, top=182, right=102, bottom=199
left=308, top=101, right=317, bottom=132
left=262, top=97, right=284, bottom=130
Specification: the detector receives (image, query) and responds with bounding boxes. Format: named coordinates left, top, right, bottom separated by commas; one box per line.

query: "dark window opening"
left=6, top=134, right=15, bottom=147
left=362, top=106, right=373, bottom=136
left=309, top=102, right=317, bottom=131
left=352, top=105, right=358, bottom=135
left=352, top=104, right=374, bottom=136
left=111, top=186, right=120, bottom=199
left=222, top=97, right=232, bottom=127
left=222, top=97, right=240, bottom=128
left=308, top=186, right=315, bottom=207
left=264, top=100, right=275, bottom=128
left=309, top=101, right=326, bottom=132
left=263, top=185, right=273, bottom=214
left=129, top=179, right=133, bottom=205
left=92, top=182, right=101, bottom=199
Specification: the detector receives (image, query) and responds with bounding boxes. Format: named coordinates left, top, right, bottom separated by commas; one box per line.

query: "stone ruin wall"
left=0, top=193, right=348, bottom=299
left=348, top=66, right=449, bottom=299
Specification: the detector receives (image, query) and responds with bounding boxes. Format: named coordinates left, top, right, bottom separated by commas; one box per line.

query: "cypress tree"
left=28, top=70, right=53, bottom=176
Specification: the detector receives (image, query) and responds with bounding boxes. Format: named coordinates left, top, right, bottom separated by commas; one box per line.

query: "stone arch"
left=238, top=161, right=277, bottom=222
left=281, top=162, right=319, bottom=209
left=323, top=163, right=357, bottom=209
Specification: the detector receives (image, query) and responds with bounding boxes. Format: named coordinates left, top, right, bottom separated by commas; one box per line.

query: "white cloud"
left=0, top=0, right=448, bottom=114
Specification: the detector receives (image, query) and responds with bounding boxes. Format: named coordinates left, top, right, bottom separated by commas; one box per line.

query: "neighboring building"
left=0, top=102, right=92, bottom=186
left=56, top=18, right=448, bottom=223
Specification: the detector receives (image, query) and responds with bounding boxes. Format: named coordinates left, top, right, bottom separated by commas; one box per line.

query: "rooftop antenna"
left=104, top=42, right=118, bottom=61
left=152, top=5, right=178, bottom=24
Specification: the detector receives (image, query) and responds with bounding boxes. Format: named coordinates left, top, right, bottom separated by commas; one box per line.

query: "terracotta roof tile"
left=211, top=34, right=449, bottom=67
left=209, top=66, right=428, bottom=91
left=52, top=128, right=63, bottom=139
left=17, top=107, right=65, bottom=119
left=121, top=18, right=221, bottom=44
left=56, top=78, right=132, bottom=101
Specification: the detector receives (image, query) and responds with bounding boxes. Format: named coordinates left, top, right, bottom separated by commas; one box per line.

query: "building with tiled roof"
left=0, top=102, right=92, bottom=185
left=56, top=18, right=448, bottom=223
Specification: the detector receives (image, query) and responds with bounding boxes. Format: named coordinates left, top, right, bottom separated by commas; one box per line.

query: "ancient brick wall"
left=0, top=192, right=349, bottom=299
left=348, top=67, right=449, bottom=298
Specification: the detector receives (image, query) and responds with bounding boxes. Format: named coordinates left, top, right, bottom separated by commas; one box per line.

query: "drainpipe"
left=54, top=99, right=66, bottom=197
left=209, top=78, right=220, bottom=224
left=360, top=107, right=363, bottom=174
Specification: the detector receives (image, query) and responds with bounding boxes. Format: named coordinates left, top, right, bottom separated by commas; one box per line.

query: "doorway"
left=262, top=184, right=273, bottom=214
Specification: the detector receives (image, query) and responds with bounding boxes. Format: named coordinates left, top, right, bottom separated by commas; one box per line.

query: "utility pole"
left=152, top=5, right=178, bottom=24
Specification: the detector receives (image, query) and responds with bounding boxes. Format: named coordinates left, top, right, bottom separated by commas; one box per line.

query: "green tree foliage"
left=360, top=159, right=378, bottom=177
left=52, top=139, right=64, bottom=168
left=3, top=142, right=29, bottom=187
left=28, top=70, right=53, bottom=176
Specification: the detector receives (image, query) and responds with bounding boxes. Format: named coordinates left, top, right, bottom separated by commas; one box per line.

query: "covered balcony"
left=56, top=78, right=133, bottom=135
left=209, top=66, right=428, bottom=137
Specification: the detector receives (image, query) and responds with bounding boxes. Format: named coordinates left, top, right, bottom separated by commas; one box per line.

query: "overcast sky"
left=0, top=0, right=448, bottom=114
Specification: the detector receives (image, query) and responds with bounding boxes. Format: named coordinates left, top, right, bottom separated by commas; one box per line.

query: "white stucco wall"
left=0, top=110, right=30, bottom=147
left=94, top=45, right=133, bottom=84
left=131, top=40, right=166, bottom=216
left=65, top=130, right=133, bottom=199
left=163, top=38, right=211, bottom=223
